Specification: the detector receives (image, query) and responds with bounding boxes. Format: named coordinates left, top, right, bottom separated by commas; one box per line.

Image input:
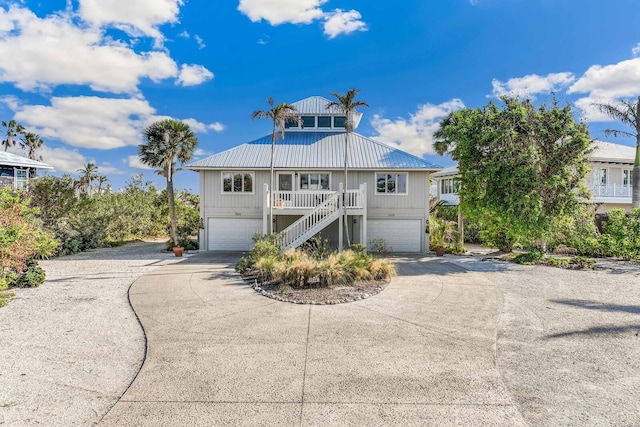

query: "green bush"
left=598, top=208, right=640, bottom=260
left=513, top=250, right=544, bottom=265
left=0, top=189, right=57, bottom=295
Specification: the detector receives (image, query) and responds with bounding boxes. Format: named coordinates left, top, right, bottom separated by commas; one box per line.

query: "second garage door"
left=208, top=218, right=262, bottom=251
left=367, top=219, right=422, bottom=252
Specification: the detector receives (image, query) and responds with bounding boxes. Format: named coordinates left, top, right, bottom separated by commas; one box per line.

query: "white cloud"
left=78, top=0, right=183, bottom=42
left=238, top=0, right=326, bottom=25
left=491, top=72, right=575, bottom=98
left=370, top=99, right=465, bottom=157
left=39, top=146, right=88, bottom=173
left=194, top=34, right=205, bottom=49
left=323, top=9, right=367, bottom=39
left=128, top=155, right=154, bottom=169
left=568, top=58, right=640, bottom=100
left=574, top=96, right=629, bottom=123
left=177, top=64, right=214, bottom=86
left=208, top=122, right=225, bottom=132
left=0, top=5, right=179, bottom=93
left=12, top=96, right=156, bottom=149
left=182, top=118, right=225, bottom=133
left=633, top=43, right=640, bottom=57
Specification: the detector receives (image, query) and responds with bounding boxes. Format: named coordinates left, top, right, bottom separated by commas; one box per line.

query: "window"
left=440, top=178, right=460, bottom=194
left=376, top=173, right=408, bottom=194
left=299, top=173, right=330, bottom=190
left=15, top=169, right=27, bottom=190
left=301, top=116, right=315, bottom=128
left=317, top=116, right=331, bottom=128
left=222, top=172, right=253, bottom=193
left=594, top=168, right=608, bottom=185
left=623, top=169, right=633, bottom=187
left=334, top=116, right=346, bottom=128
left=284, top=119, right=300, bottom=129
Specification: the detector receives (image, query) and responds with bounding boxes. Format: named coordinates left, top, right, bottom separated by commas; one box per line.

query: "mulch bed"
left=241, top=274, right=389, bottom=305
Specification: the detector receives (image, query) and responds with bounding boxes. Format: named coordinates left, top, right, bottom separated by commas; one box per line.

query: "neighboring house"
left=432, top=165, right=460, bottom=206
left=0, top=152, right=53, bottom=190
left=586, top=140, right=635, bottom=212
left=432, top=140, right=636, bottom=213
left=188, top=96, right=442, bottom=252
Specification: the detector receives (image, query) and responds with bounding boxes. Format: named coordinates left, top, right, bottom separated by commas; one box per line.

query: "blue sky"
left=1, top=0, right=639, bottom=192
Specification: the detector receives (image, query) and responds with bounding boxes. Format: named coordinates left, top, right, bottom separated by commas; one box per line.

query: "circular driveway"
left=101, top=253, right=525, bottom=426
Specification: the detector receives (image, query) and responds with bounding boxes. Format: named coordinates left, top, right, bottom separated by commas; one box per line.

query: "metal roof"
left=431, top=165, right=459, bottom=177
left=590, top=140, right=635, bottom=164
left=0, top=152, right=53, bottom=169
left=189, top=132, right=442, bottom=171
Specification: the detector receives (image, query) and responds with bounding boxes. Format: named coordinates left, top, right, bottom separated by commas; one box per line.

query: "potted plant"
left=429, top=217, right=456, bottom=256
left=172, top=245, right=184, bottom=257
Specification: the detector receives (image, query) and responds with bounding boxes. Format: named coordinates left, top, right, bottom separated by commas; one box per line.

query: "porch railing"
left=589, top=184, right=633, bottom=199
left=271, top=188, right=364, bottom=209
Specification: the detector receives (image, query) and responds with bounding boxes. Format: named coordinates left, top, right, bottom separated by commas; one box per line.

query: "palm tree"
left=594, top=96, right=640, bottom=208
left=2, top=119, right=25, bottom=152
left=96, top=176, right=109, bottom=194
left=140, top=119, right=198, bottom=246
left=77, top=162, right=99, bottom=195
left=251, top=97, right=301, bottom=234
left=20, top=132, right=44, bottom=161
left=327, top=88, right=369, bottom=248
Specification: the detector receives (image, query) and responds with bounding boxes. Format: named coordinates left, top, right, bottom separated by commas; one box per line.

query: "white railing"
left=271, top=189, right=364, bottom=209
left=589, top=184, right=633, bottom=199
left=280, top=192, right=341, bottom=249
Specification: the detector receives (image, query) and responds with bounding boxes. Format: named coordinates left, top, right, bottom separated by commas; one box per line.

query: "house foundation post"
left=338, top=182, right=344, bottom=251
left=263, top=183, right=269, bottom=234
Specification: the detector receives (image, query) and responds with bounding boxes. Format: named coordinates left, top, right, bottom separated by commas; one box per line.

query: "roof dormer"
left=286, top=96, right=363, bottom=132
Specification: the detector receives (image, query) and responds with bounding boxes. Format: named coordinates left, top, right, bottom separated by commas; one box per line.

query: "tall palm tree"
left=20, top=132, right=44, bottom=161
left=594, top=96, right=640, bottom=208
left=327, top=88, right=369, bottom=248
left=96, top=175, right=109, bottom=194
left=251, top=97, right=301, bottom=234
left=140, top=119, right=198, bottom=246
left=2, top=119, right=25, bottom=152
left=77, top=162, right=99, bottom=195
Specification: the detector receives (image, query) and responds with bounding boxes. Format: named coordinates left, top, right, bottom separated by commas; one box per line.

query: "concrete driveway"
left=101, top=253, right=525, bottom=426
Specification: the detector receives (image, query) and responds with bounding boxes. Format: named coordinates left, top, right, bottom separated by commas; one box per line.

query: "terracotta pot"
left=435, top=246, right=445, bottom=257
left=172, top=246, right=184, bottom=257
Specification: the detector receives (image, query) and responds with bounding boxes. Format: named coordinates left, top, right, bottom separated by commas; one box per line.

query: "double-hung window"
left=594, top=168, right=608, bottom=186
left=440, top=178, right=459, bottom=194
left=16, top=169, right=27, bottom=190
left=623, top=169, right=633, bottom=187
left=222, top=172, right=253, bottom=193
left=376, top=173, right=408, bottom=194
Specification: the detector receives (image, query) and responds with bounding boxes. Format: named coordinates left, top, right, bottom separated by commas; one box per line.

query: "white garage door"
left=208, top=218, right=262, bottom=251
left=367, top=219, right=422, bottom=252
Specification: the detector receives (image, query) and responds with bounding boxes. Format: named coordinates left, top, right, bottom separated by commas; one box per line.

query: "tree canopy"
left=434, top=97, right=593, bottom=251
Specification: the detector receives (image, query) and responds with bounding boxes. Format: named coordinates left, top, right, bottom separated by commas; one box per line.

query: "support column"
left=338, top=182, right=344, bottom=251
left=263, top=183, right=269, bottom=234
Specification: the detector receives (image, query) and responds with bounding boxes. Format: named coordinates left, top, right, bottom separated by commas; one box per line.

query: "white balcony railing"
left=270, top=189, right=364, bottom=209
left=588, top=184, right=633, bottom=199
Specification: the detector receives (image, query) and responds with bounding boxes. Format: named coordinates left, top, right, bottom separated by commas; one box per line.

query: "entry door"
left=278, top=173, right=293, bottom=191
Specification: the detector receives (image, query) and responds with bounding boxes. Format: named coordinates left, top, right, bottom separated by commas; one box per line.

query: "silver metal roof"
left=590, top=140, right=635, bottom=164
left=0, top=152, right=53, bottom=169
left=431, top=165, right=459, bottom=177
left=189, top=132, right=442, bottom=171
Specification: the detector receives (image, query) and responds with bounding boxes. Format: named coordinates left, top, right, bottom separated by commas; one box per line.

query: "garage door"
left=208, top=218, right=262, bottom=251
left=367, top=219, right=422, bottom=252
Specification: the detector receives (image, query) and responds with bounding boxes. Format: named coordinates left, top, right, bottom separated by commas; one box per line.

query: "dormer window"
left=285, top=119, right=300, bottom=129
left=301, top=116, right=316, bottom=128
left=334, top=116, right=346, bottom=128
left=317, top=116, right=331, bottom=128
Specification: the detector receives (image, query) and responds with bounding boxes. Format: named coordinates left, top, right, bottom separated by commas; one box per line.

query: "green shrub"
left=12, top=259, right=46, bottom=288
left=178, top=238, right=199, bottom=251
left=513, top=250, right=544, bottom=265
left=369, top=238, right=391, bottom=255
left=598, top=208, right=640, bottom=260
